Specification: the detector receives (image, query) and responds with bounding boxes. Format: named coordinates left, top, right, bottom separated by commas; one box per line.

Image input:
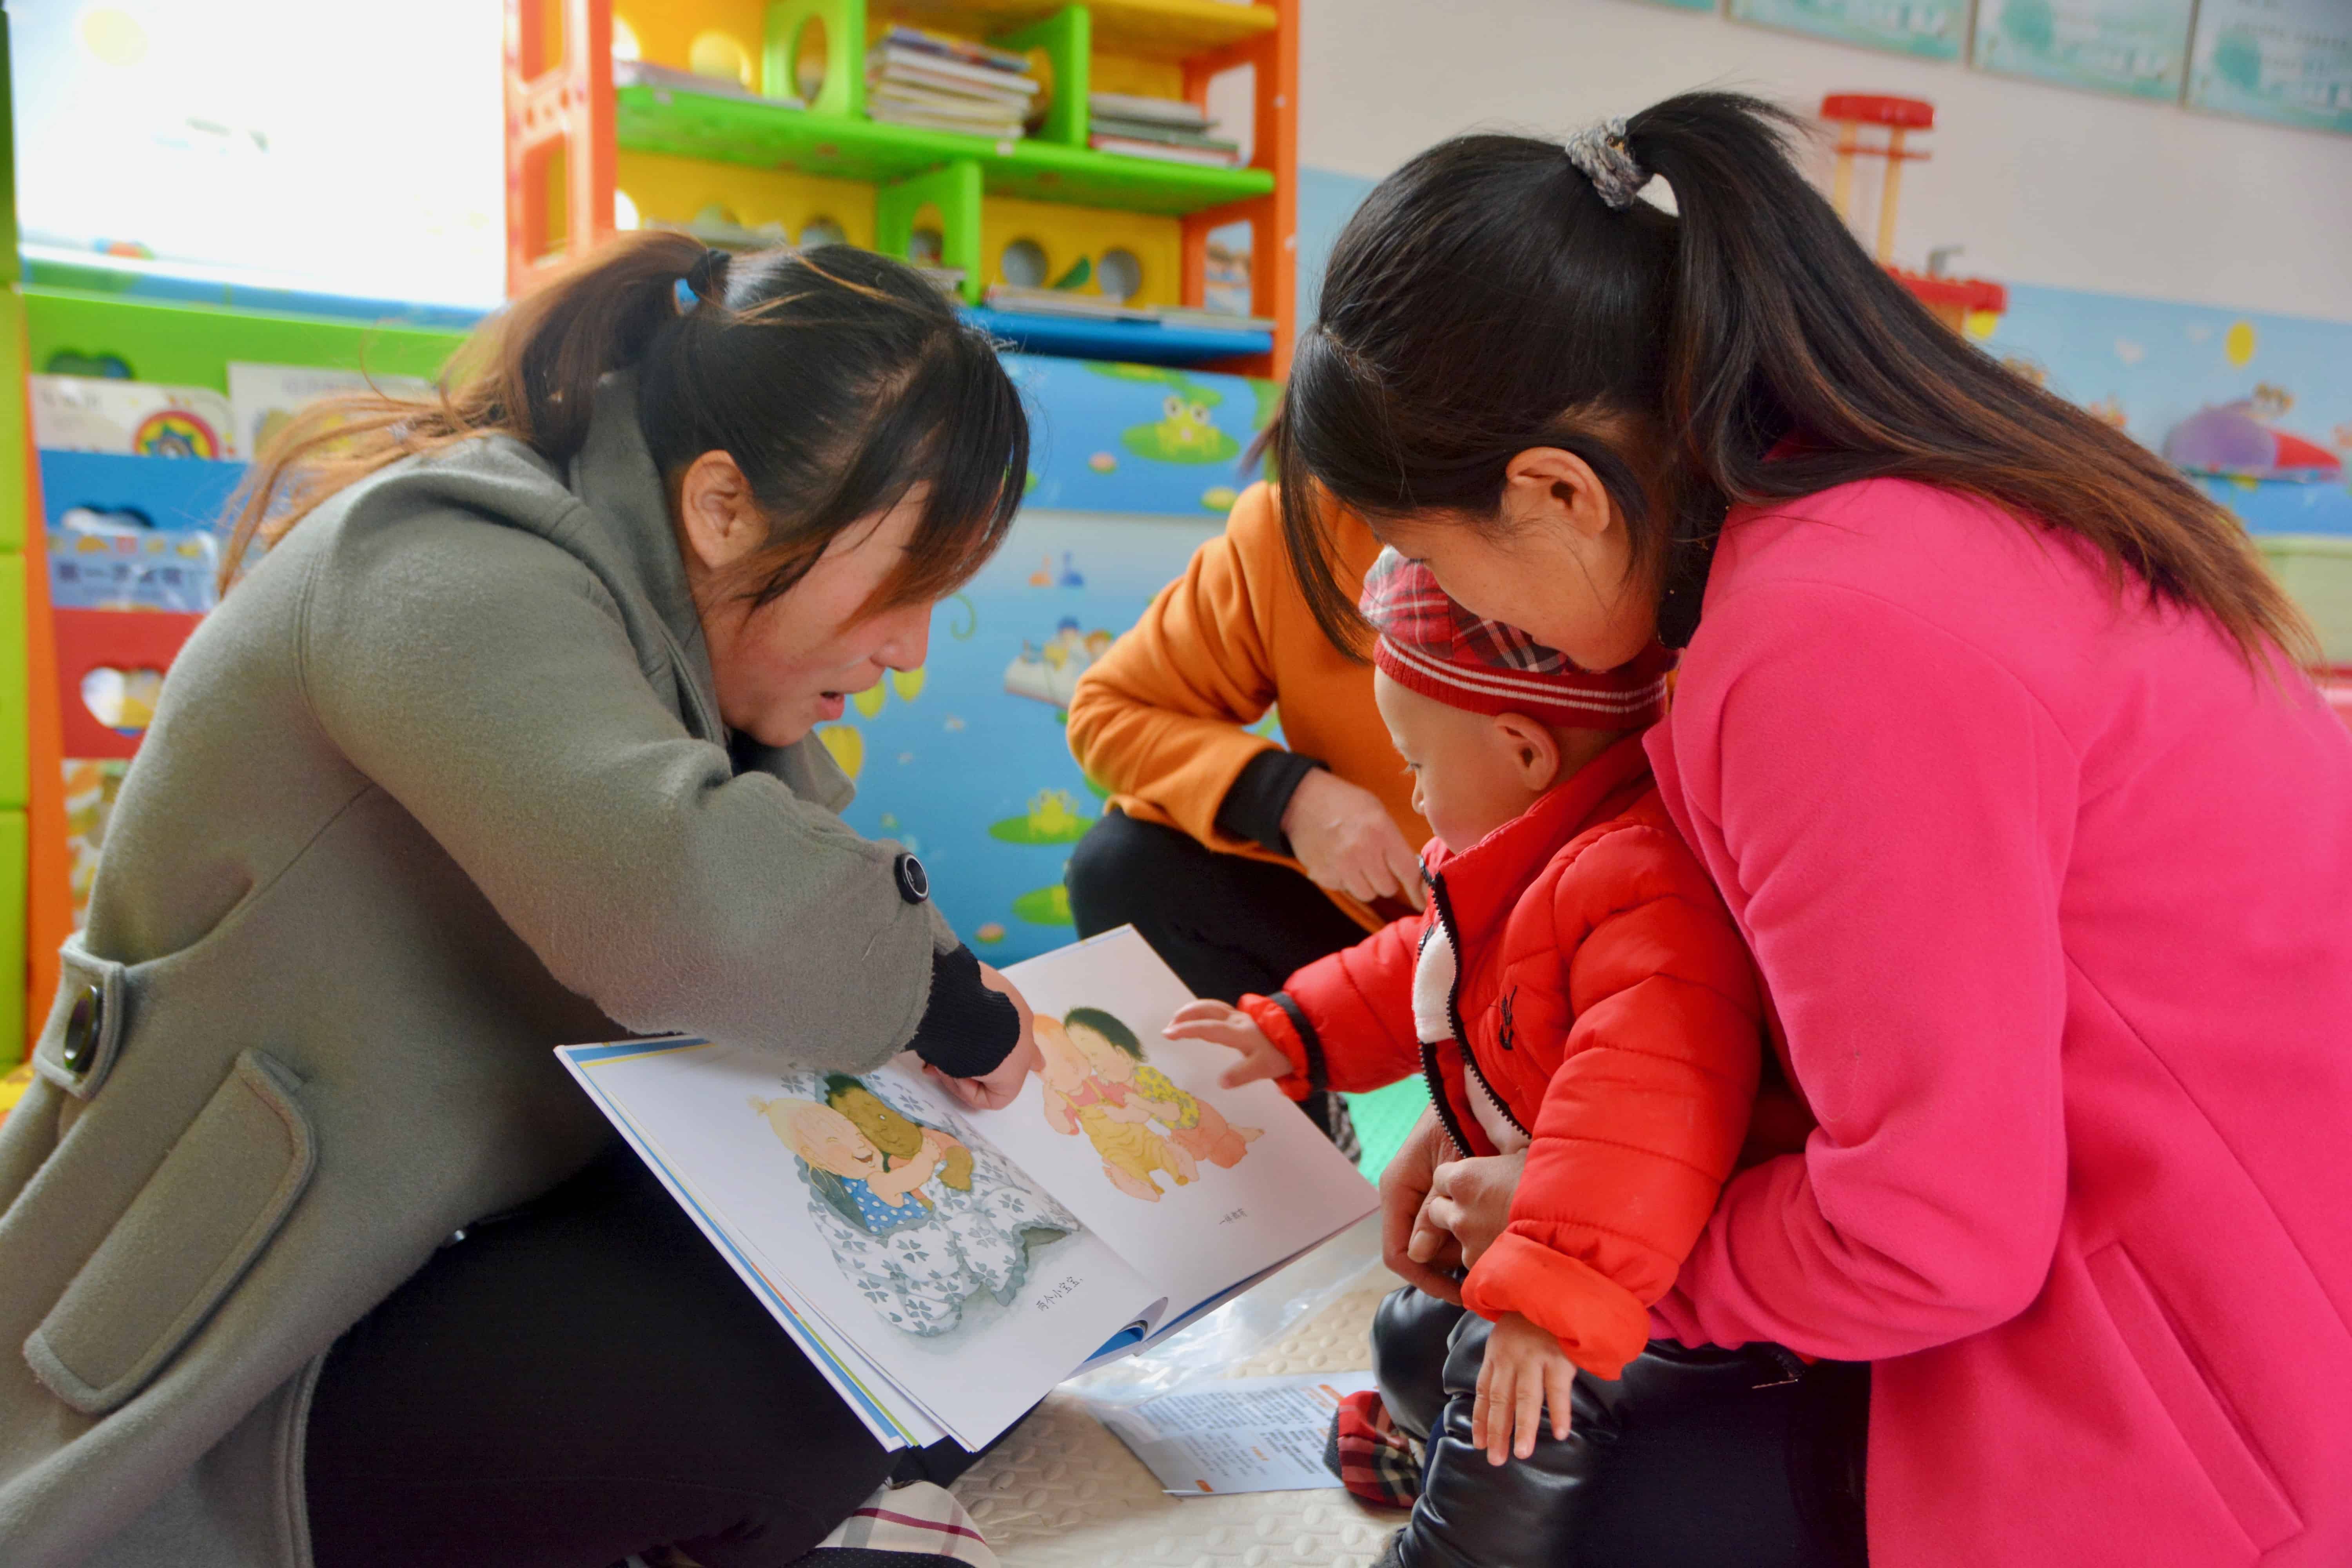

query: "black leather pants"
left=1371, top=1287, right=1870, bottom=1568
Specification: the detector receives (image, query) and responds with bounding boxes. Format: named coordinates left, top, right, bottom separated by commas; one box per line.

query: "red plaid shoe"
left=1322, top=1389, right=1421, bottom=1510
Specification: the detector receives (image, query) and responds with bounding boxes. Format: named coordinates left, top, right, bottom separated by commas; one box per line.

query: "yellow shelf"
left=882, top=0, right=1278, bottom=60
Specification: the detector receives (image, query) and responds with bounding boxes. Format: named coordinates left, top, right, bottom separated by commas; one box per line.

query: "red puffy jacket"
left=1244, top=735, right=1764, bottom=1377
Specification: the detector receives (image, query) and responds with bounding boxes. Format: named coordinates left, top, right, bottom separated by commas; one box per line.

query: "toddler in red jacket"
left=1168, top=553, right=1854, bottom=1567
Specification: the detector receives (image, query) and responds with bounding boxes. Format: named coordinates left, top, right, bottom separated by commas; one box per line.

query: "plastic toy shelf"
left=962, top=306, right=1271, bottom=365
left=882, top=0, right=1278, bottom=58
left=616, top=87, right=1276, bottom=216
left=39, top=452, right=248, bottom=534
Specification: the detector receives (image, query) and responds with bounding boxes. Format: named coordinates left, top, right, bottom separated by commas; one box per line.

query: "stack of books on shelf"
left=646, top=214, right=966, bottom=297
left=615, top=57, right=795, bottom=107
left=984, top=284, right=1128, bottom=320
left=984, top=284, right=1274, bottom=336
left=655, top=212, right=792, bottom=252
left=866, top=26, right=1038, bottom=140
left=1087, top=92, right=1243, bottom=167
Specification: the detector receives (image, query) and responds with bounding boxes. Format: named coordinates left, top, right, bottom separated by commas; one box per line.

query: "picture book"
left=556, top=928, right=1376, bottom=1454
left=225, top=362, right=434, bottom=465
left=980, top=929, right=1380, bottom=1320
left=32, top=376, right=236, bottom=459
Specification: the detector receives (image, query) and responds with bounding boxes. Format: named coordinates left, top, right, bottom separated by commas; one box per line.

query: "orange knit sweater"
left=1065, top=483, right=1428, bottom=931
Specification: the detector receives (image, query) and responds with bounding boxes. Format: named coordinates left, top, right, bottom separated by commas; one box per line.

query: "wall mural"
left=810, top=354, right=1275, bottom=962
left=1974, top=282, right=2352, bottom=537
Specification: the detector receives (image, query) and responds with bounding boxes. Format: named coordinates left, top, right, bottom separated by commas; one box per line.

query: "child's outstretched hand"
left=1161, top=1001, right=1292, bottom=1089
left=1471, top=1313, right=1577, bottom=1465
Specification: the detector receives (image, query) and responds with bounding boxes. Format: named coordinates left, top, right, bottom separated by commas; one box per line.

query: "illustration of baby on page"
left=1037, top=1007, right=1263, bottom=1201
left=753, top=1069, right=1081, bottom=1336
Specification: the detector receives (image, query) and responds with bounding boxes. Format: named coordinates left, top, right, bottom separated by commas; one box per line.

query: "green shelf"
left=22, top=288, right=465, bottom=394
left=617, top=85, right=1273, bottom=217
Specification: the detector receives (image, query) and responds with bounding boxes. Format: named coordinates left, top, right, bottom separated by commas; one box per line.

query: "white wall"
left=1298, top=0, right=2352, bottom=323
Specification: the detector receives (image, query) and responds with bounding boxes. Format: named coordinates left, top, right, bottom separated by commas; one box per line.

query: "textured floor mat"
left=952, top=1275, right=1408, bottom=1567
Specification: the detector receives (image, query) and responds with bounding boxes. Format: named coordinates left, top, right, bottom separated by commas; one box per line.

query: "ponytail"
left=1272, top=92, right=2312, bottom=668
left=223, top=231, right=1027, bottom=614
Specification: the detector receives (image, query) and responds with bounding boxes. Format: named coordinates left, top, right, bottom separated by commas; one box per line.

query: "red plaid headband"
left=1358, top=548, right=1673, bottom=728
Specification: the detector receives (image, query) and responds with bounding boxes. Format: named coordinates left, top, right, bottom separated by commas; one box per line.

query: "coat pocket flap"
left=26, top=1051, right=317, bottom=1416
left=31, top=940, right=131, bottom=1101
left=2087, top=1242, right=2301, bottom=1554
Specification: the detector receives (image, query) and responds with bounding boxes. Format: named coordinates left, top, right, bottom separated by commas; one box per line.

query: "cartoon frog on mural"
left=1090, top=363, right=1245, bottom=466
left=1126, top=393, right=1242, bottom=465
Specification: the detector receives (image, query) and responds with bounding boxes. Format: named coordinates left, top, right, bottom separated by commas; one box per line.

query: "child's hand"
left=1471, top=1313, right=1577, bottom=1465
left=1161, top=1001, right=1293, bottom=1089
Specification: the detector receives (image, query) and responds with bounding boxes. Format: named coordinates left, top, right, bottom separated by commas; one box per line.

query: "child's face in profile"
left=1374, top=671, right=1560, bottom=853
left=1066, top=1023, right=1134, bottom=1080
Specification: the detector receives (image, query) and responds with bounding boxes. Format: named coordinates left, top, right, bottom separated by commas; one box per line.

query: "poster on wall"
left=1728, top=0, right=1970, bottom=59
left=2187, top=0, right=2352, bottom=134
left=1972, top=0, right=2197, bottom=98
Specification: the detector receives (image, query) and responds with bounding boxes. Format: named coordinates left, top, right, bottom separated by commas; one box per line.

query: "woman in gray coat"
left=0, top=234, right=1044, bottom=1568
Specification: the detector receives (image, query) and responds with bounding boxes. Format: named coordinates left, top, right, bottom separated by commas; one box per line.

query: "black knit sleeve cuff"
left=1268, top=991, right=1328, bottom=1094
left=908, top=944, right=1020, bottom=1079
left=1215, top=750, right=1326, bottom=856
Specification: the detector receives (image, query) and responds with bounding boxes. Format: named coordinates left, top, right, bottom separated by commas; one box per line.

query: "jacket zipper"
left=1419, top=869, right=1530, bottom=1154
left=1466, top=1054, right=1530, bottom=1145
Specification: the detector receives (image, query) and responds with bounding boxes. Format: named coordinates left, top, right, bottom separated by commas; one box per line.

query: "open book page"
left=971, top=928, right=1380, bottom=1319
left=1083, top=1369, right=1380, bottom=1495
left=559, top=1039, right=1158, bottom=1450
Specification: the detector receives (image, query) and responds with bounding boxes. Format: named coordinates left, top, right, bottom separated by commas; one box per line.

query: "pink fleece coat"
left=1646, top=477, right=2352, bottom=1568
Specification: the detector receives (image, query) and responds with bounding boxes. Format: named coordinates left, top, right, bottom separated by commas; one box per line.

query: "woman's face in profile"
left=701, top=485, right=936, bottom=749
left=1369, top=463, right=1659, bottom=675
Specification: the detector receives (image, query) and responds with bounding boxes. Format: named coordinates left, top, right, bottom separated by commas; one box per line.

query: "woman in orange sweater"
left=1064, top=482, right=1430, bottom=1147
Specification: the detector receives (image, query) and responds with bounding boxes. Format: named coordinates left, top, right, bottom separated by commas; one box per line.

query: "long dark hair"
left=224, top=230, right=1028, bottom=613
left=1269, top=93, right=2310, bottom=666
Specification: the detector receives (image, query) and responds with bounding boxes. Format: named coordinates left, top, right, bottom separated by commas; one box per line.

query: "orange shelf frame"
left=505, top=0, right=618, bottom=300
left=1180, top=0, right=1297, bottom=379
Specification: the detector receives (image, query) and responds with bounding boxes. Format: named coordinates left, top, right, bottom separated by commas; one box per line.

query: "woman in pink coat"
left=1267, top=93, right=2352, bottom=1567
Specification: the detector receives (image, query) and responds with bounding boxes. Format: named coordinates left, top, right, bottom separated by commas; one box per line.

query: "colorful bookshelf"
left=2, top=277, right=463, bottom=1060
left=505, top=0, right=1299, bottom=374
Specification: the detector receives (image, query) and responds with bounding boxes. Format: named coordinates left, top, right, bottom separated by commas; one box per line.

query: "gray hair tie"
left=1564, top=118, right=1645, bottom=210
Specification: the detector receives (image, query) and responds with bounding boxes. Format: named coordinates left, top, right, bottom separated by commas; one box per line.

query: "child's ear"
left=1492, top=712, right=1562, bottom=792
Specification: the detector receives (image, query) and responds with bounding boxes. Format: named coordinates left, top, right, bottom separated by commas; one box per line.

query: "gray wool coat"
left=0, top=376, right=956, bottom=1567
